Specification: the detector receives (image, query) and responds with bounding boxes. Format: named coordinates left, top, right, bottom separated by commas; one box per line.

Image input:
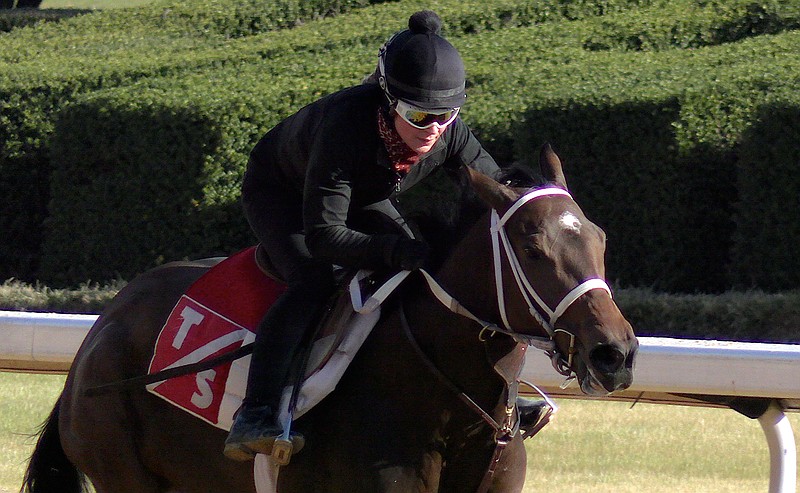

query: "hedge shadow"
left=513, top=99, right=736, bottom=292
left=39, top=101, right=253, bottom=286
left=731, top=103, right=800, bottom=291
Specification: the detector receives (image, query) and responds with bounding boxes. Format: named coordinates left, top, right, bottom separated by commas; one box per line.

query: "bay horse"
left=22, top=144, right=637, bottom=493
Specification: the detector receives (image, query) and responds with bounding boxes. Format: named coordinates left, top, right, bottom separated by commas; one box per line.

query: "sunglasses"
left=394, top=99, right=460, bottom=129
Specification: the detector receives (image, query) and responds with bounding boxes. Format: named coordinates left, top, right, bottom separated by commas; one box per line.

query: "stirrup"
left=270, top=410, right=305, bottom=465
left=271, top=437, right=294, bottom=466
left=223, top=404, right=305, bottom=462
left=224, top=430, right=305, bottom=462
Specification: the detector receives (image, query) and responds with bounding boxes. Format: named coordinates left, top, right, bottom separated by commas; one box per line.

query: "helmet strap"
left=377, top=30, right=405, bottom=106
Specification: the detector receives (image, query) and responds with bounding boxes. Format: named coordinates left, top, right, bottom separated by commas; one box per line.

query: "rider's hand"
left=391, top=237, right=430, bottom=271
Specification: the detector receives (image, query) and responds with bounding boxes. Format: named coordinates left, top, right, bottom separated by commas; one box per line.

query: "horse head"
left=466, top=143, right=638, bottom=395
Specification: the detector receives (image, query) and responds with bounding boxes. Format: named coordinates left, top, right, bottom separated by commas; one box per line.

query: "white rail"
left=1, top=310, right=799, bottom=490
left=522, top=336, right=800, bottom=493
left=0, top=310, right=97, bottom=373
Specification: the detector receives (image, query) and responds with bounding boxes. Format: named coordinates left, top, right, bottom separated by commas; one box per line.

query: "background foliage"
left=2, top=0, right=800, bottom=295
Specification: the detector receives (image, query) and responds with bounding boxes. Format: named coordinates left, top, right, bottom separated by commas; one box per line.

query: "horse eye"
left=523, top=246, right=543, bottom=259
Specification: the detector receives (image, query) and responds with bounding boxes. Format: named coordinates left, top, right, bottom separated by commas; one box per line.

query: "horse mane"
left=495, top=163, right=545, bottom=189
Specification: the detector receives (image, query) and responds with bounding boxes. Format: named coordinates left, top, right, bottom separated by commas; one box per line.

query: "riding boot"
left=223, top=282, right=332, bottom=461
left=517, top=396, right=551, bottom=439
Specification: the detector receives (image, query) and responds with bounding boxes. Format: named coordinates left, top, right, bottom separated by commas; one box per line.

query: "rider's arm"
left=302, top=132, right=400, bottom=271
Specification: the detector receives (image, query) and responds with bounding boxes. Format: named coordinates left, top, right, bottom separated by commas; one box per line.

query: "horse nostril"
left=625, top=350, right=636, bottom=370
left=589, top=344, right=625, bottom=374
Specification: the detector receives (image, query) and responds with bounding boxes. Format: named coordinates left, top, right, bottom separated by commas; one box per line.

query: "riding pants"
left=243, top=185, right=336, bottom=412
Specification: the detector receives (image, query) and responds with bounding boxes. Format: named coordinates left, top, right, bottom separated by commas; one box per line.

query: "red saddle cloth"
left=147, top=246, right=285, bottom=428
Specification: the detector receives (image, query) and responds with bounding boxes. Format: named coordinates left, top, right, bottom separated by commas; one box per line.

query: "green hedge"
left=616, top=288, right=800, bottom=343
left=0, top=0, right=385, bottom=282
left=0, top=8, right=89, bottom=32
left=2, top=0, right=656, bottom=284
left=731, top=93, right=800, bottom=291
left=41, top=88, right=254, bottom=283
left=579, top=0, right=800, bottom=51
left=457, top=7, right=800, bottom=292
left=498, top=50, right=800, bottom=292
left=6, top=0, right=800, bottom=292
left=40, top=50, right=368, bottom=283
left=451, top=0, right=799, bottom=292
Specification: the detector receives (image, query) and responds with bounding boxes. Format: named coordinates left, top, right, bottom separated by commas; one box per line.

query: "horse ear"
left=466, top=167, right=519, bottom=212
left=539, top=142, right=568, bottom=189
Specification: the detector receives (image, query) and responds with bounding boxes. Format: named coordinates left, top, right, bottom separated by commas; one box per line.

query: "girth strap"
left=476, top=439, right=510, bottom=493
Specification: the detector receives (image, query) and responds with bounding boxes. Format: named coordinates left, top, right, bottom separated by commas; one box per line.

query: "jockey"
left=224, top=10, right=544, bottom=462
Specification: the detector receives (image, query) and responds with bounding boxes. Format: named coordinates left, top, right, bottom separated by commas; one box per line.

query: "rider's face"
left=393, top=112, right=450, bottom=155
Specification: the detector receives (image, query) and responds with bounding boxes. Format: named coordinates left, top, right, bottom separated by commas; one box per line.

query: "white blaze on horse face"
left=559, top=211, right=582, bottom=234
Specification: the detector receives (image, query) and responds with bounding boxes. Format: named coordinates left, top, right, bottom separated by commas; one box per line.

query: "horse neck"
left=404, top=211, right=517, bottom=409
left=436, top=211, right=500, bottom=323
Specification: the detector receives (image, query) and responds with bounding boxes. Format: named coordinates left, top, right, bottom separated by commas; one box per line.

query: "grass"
left=1, top=372, right=797, bottom=493
left=0, top=373, right=65, bottom=493
left=526, top=399, right=798, bottom=492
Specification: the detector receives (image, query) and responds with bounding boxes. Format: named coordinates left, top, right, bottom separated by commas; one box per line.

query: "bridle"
left=414, top=186, right=613, bottom=383
left=489, top=186, right=612, bottom=379
left=351, top=185, right=615, bottom=387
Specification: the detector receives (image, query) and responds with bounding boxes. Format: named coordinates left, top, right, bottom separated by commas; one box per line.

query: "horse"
left=22, top=143, right=637, bottom=493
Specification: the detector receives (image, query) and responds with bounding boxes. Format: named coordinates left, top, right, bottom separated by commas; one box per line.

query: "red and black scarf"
left=377, top=108, right=419, bottom=176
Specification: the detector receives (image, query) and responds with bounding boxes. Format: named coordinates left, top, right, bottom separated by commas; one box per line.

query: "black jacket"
left=242, top=83, right=499, bottom=271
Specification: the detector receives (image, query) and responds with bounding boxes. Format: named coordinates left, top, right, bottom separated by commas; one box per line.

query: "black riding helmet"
left=378, top=11, right=466, bottom=110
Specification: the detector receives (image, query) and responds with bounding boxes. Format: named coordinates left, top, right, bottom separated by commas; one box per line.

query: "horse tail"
left=21, top=397, right=87, bottom=493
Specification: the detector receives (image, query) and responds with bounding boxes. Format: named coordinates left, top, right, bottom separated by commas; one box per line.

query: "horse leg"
left=439, top=434, right=527, bottom=493
left=486, top=437, right=527, bottom=493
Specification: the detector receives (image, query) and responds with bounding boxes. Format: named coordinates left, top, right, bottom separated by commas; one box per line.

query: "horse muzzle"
left=576, top=340, right=638, bottom=395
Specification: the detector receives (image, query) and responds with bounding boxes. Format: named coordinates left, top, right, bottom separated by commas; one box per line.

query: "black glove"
left=390, top=237, right=430, bottom=271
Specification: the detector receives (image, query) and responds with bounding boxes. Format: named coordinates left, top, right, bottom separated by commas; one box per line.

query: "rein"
left=397, top=303, right=517, bottom=435
left=397, top=302, right=543, bottom=493
left=84, top=342, right=254, bottom=397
